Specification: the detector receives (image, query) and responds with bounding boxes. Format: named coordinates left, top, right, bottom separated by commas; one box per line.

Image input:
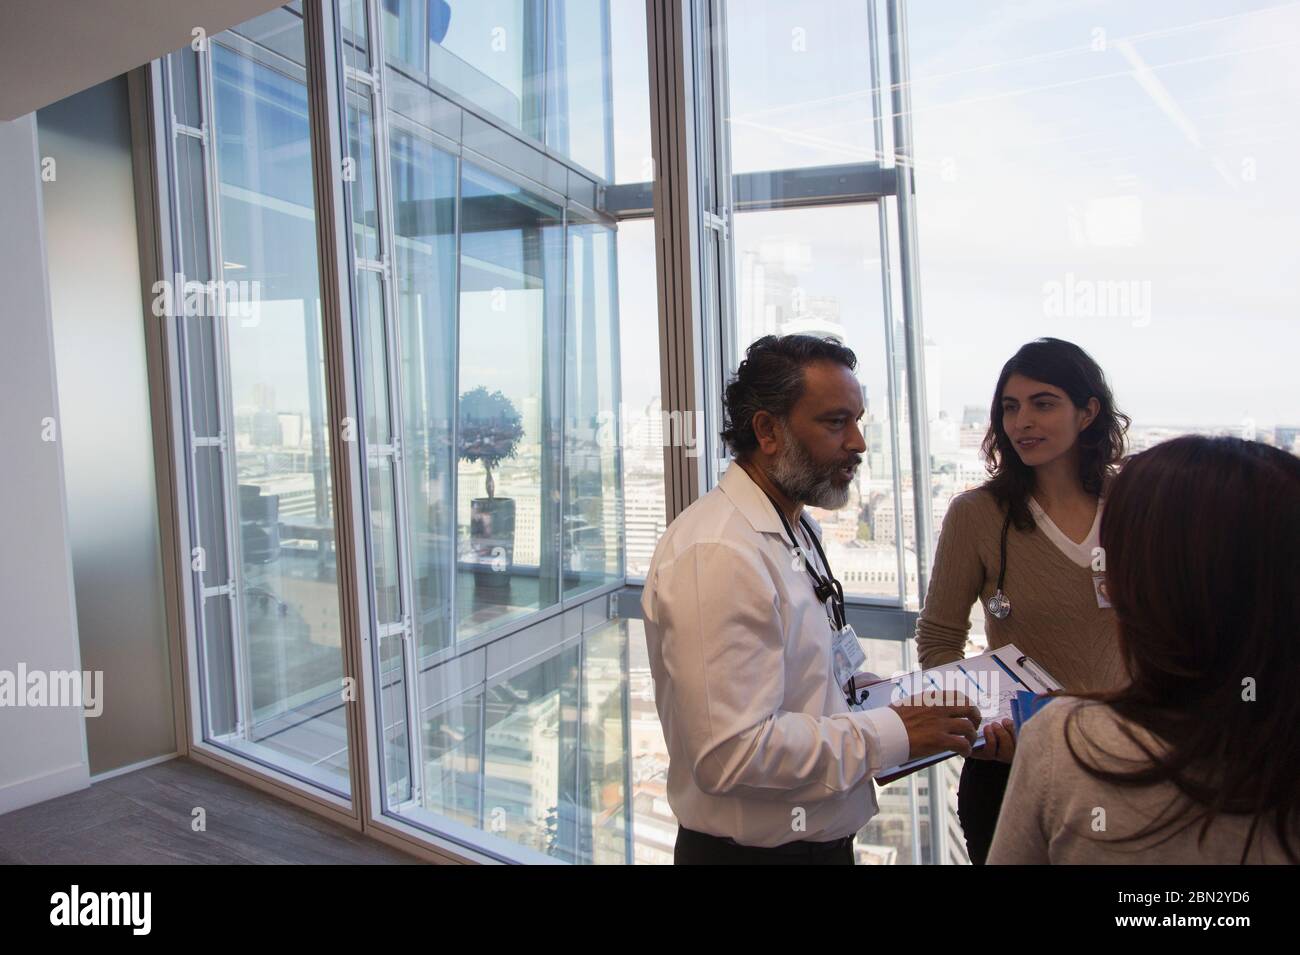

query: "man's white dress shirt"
left=641, top=462, right=911, bottom=848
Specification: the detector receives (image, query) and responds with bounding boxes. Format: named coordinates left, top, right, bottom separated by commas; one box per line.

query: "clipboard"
left=849, top=643, right=1060, bottom=785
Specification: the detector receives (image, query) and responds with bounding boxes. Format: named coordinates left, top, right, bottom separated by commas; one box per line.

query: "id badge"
left=831, top=623, right=867, bottom=693
left=1092, top=574, right=1111, bottom=609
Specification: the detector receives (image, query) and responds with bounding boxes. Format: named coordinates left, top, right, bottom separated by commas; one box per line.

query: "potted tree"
left=458, top=386, right=524, bottom=592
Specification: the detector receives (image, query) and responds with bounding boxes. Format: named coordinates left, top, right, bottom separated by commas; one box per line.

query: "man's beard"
left=767, top=423, right=858, bottom=510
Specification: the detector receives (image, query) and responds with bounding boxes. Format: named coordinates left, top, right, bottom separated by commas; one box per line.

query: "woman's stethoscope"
left=986, top=509, right=1014, bottom=620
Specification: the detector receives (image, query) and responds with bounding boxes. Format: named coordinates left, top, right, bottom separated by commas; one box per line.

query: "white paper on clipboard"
left=851, top=643, right=1061, bottom=784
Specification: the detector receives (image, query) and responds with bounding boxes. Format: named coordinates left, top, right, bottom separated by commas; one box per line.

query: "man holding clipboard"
left=642, top=336, right=983, bottom=865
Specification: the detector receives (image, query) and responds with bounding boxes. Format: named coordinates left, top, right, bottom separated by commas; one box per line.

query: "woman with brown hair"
left=915, top=338, right=1130, bottom=864
left=989, top=436, right=1300, bottom=863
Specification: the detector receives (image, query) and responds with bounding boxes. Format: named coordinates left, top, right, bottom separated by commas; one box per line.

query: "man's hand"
left=890, top=691, right=983, bottom=760
left=969, top=718, right=1016, bottom=763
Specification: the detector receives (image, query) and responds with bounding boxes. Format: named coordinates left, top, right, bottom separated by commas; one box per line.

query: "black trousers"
left=674, top=826, right=855, bottom=865
left=957, top=757, right=1012, bottom=865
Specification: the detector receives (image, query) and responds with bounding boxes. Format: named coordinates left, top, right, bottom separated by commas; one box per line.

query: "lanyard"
left=762, top=492, right=846, bottom=631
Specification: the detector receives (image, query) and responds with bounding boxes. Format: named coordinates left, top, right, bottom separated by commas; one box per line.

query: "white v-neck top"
left=1027, top=496, right=1102, bottom=568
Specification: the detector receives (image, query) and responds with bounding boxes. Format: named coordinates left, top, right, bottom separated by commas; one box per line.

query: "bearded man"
left=641, top=334, right=981, bottom=865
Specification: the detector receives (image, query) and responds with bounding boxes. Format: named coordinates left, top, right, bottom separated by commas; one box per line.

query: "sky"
left=614, top=0, right=1300, bottom=431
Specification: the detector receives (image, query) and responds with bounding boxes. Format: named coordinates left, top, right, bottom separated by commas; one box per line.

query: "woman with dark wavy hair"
left=914, top=337, right=1130, bottom=864
left=989, top=436, right=1300, bottom=863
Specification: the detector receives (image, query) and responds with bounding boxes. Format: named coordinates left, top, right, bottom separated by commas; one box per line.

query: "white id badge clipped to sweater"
left=831, top=622, right=866, bottom=695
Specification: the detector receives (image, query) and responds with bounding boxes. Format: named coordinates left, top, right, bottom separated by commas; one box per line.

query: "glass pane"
left=420, top=687, right=484, bottom=828
left=377, top=633, right=412, bottom=804
left=580, top=619, right=629, bottom=864
left=415, top=0, right=545, bottom=138
left=482, top=644, right=581, bottom=858
left=610, top=0, right=651, bottom=184
left=456, top=162, right=563, bottom=638
left=615, top=219, right=665, bottom=579
left=193, top=446, right=229, bottom=590
left=173, top=133, right=211, bottom=283
left=723, top=0, right=879, bottom=174
left=381, top=0, right=429, bottom=76
left=200, top=596, right=238, bottom=738
left=731, top=204, right=903, bottom=600
left=170, top=48, right=203, bottom=128
left=564, top=218, right=623, bottom=597
left=172, top=24, right=351, bottom=794
left=545, top=0, right=613, bottom=179
left=340, top=0, right=371, bottom=72
left=345, top=83, right=382, bottom=262
left=389, top=128, right=458, bottom=658
left=626, top=617, right=676, bottom=864
left=355, top=267, right=392, bottom=444
left=229, top=6, right=308, bottom=66
left=173, top=133, right=225, bottom=441
left=369, top=457, right=402, bottom=624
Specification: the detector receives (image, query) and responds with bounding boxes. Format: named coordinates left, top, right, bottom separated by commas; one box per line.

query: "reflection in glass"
left=381, top=0, right=637, bottom=181
left=405, top=618, right=630, bottom=863
left=387, top=0, right=542, bottom=137
left=377, top=633, right=412, bottom=804
left=482, top=645, right=581, bottom=858
left=564, top=218, right=623, bottom=597
left=580, top=619, right=629, bottom=863
left=614, top=219, right=665, bottom=579
left=421, top=687, right=484, bottom=827
left=545, top=0, right=614, bottom=180
left=389, top=129, right=458, bottom=659
left=455, top=163, right=563, bottom=638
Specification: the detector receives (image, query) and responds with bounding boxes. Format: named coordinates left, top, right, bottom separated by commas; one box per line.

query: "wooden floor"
left=0, top=757, right=422, bottom=864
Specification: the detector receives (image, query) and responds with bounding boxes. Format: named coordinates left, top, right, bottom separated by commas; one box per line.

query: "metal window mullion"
left=308, top=0, right=401, bottom=816
left=885, top=0, right=942, bottom=866
left=867, top=0, right=909, bottom=612
left=620, top=618, right=633, bottom=864
left=448, top=154, right=463, bottom=650
left=198, top=39, right=254, bottom=741
left=367, top=0, right=425, bottom=805
left=645, top=0, right=709, bottom=520
left=573, top=632, right=585, bottom=862
left=607, top=223, right=627, bottom=578
left=161, top=56, right=222, bottom=743
left=558, top=205, right=570, bottom=601
left=708, top=0, right=737, bottom=485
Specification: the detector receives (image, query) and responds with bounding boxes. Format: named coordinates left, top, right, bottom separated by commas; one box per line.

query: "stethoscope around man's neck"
left=760, top=490, right=847, bottom=631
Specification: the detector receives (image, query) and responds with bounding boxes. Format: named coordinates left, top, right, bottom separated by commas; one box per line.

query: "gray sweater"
left=988, top=697, right=1295, bottom=864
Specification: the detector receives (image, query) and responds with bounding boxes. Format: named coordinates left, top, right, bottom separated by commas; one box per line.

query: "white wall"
left=0, top=113, right=91, bottom=814
left=39, top=77, right=177, bottom=776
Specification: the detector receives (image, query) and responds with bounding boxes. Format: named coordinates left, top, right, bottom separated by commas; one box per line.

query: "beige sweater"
left=916, top=487, right=1127, bottom=694
left=988, top=697, right=1295, bottom=864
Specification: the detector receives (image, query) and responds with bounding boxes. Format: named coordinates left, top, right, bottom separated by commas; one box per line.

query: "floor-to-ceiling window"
left=164, top=6, right=353, bottom=795
left=336, top=0, right=629, bottom=862
left=155, top=0, right=956, bottom=864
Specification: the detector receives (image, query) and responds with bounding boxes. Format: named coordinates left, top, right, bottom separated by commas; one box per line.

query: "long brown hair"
left=981, top=338, right=1128, bottom=529
left=1065, top=435, right=1300, bottom=862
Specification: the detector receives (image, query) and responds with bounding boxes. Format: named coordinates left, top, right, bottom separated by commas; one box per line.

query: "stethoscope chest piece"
left=986, top=590, right=1011, bottom=620
left=987, top=508, right=1014, bottom=620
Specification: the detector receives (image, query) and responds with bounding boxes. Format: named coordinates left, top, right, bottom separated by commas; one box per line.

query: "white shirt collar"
left=718, top=460, right=823, bottom=540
